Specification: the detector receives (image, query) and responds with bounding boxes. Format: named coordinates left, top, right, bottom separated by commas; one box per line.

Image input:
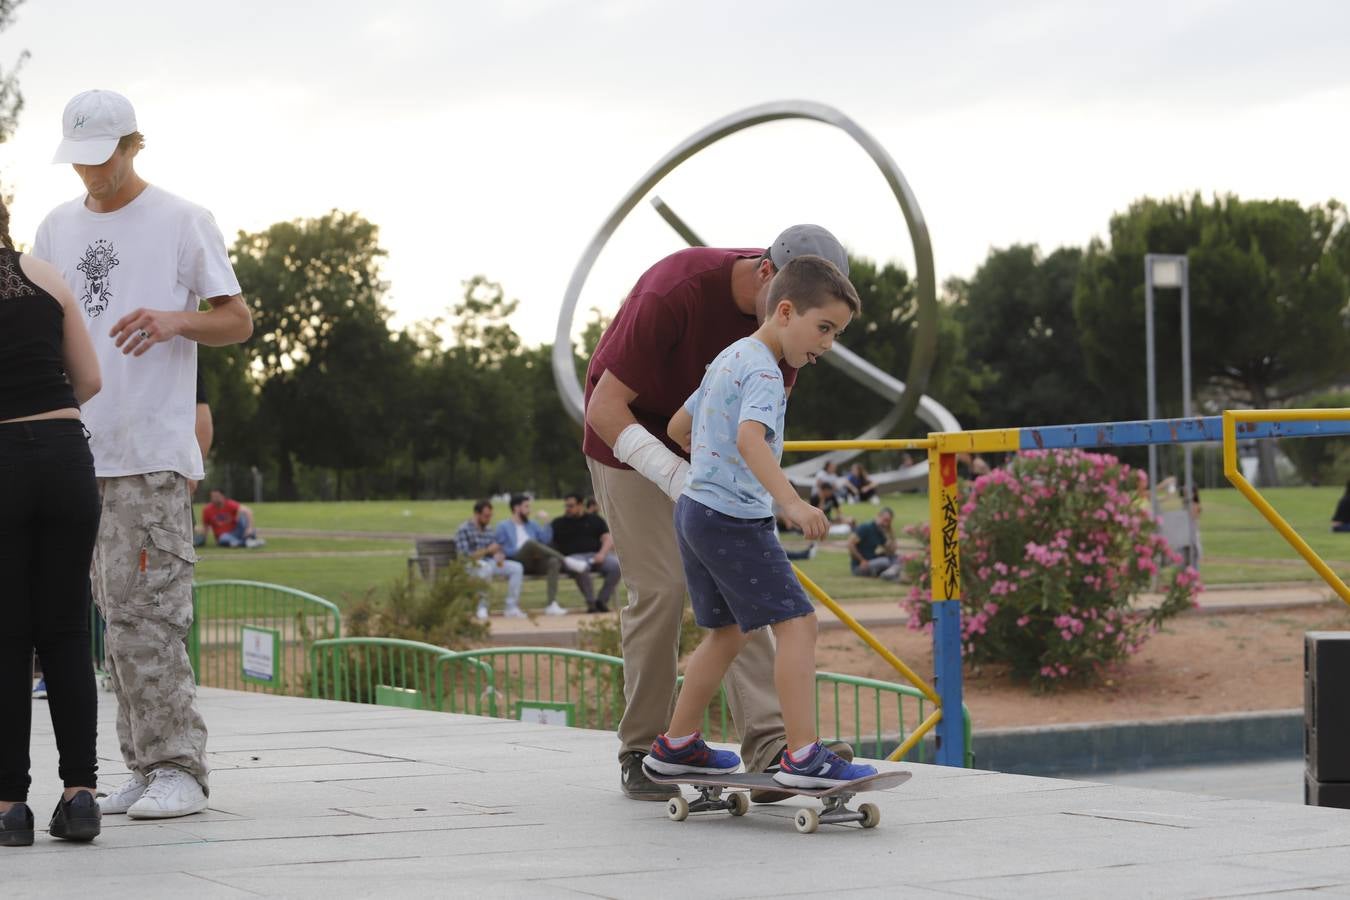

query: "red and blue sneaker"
left=642, top=732, right=741, bottom=776
left=772, top=742, right=877, bottom=788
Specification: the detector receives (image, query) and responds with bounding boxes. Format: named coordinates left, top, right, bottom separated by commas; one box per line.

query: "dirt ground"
left=813, top=602, right=1350, bottom=731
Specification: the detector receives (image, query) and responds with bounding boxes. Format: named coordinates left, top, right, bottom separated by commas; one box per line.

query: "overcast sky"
left=2, top=0, right=1347, bottom=347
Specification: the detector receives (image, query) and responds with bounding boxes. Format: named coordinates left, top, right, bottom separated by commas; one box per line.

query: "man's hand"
left=783, top=498, right=829, bottom=541
left=111, top=307, right=183, bottom=356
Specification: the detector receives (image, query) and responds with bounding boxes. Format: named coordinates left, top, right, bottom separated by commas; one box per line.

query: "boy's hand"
left=785, top=499, right=829, bottom=541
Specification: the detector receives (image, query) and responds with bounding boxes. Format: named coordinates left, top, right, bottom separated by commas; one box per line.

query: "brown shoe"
left=750, top=740, right=856, bottom=804
left=620, top=751, right=679, bottom=801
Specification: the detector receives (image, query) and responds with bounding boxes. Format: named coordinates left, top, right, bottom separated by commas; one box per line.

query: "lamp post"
left=1144, top=253, right=1197, bottom=561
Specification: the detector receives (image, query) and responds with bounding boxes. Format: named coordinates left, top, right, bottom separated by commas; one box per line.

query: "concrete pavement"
left=11, top=687, right=1350, bottom=898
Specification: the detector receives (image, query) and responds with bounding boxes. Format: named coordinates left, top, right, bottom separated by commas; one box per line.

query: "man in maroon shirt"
left=584, top=225, right=855, bottom=802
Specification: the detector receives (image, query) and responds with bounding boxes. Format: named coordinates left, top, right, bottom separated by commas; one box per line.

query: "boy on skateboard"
left=642, top=256, right=878, bottom=789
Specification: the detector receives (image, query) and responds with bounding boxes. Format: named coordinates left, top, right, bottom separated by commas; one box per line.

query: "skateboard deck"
left=645, top=769, right=911, bottom=833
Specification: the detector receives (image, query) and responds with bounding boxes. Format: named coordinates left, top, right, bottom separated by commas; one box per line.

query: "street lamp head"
left=1151, top=256, right=1185, bottom=289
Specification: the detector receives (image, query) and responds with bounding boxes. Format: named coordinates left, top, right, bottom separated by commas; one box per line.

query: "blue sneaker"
left=642, top=732, right=741, bottom=776
left=31, top=678, right=47, bottom=700
left=773, top=742, right=877, bottom=788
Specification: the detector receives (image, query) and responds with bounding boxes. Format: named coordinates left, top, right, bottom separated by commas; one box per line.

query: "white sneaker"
left=543, top=601, right=568, bottom=616
left=562, top=556, right=589, bottom=575
left=98, top=774, right=149, bottom=815
left=475, top=604, right=490, bottom=622
left=244, top=536, right=265, bottom=548
left=127, top=768, right=208, bottom=819
left=503, top=607, right=528, bottom=619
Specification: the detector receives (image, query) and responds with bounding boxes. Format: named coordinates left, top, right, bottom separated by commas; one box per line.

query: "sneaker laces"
left=139, top=769, right=186, bottom=802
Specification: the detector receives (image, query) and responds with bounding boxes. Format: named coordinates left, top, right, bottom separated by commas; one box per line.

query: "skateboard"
left=644, top=769, right=911, bottom=833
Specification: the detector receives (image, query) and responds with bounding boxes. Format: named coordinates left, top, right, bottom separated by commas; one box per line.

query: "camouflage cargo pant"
left=92, top=472, right=209, bottom=791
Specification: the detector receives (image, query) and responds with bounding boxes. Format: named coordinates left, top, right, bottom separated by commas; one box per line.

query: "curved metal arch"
left=552, top=100, right=957, bottom=481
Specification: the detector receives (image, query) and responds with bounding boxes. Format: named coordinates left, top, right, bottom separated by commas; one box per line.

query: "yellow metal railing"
left=1222, top=409, right=1350, bottom=607
left=783, top=437, right=960, bottom=762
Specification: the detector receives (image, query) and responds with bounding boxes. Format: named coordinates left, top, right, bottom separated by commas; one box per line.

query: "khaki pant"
left=588, top=459, right=785, bottom=771
left=93, top=472, right=209, bottom=790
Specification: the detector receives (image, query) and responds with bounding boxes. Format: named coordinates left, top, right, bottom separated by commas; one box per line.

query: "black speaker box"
left=1305, top=771, right=1350, bottom=810
left=1304, top=631, right=1350, bottom=785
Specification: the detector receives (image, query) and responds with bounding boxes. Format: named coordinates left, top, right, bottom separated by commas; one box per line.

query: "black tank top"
left=0, top=247, right=80, bottom=420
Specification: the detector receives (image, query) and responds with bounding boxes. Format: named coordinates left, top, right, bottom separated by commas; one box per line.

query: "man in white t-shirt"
left=33, top=90, right=253, bottom=821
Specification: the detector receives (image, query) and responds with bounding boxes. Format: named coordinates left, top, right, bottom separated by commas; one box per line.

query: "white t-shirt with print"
left=33, top=185, right=241, bottom=480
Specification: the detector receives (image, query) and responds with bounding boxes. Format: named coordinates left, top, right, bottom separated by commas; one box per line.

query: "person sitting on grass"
left=847, top=463, right=878, bottom=503
left=848, top=507, right=900, bottom=580
left=642, top=255, right=877, bottom=787
left=809, top=480, right=855, bottom=536
left=1333, top=480, right=1350, bottom=533
left=200, top=488, right=264, bottom=548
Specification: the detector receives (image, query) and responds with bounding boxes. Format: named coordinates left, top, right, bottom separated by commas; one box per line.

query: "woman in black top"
left=0, top=196, right=103, bottom=846
left=1333, top=481, right=1350, bottom=533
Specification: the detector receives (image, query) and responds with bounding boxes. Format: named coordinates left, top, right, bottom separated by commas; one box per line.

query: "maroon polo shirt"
left=583, top=247, right=800, bottom=469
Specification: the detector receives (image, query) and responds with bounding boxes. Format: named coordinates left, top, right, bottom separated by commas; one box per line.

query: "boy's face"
left=776, top=296, right=853, bottom=369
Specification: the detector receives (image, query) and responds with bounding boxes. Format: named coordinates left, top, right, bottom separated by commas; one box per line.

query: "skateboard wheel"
left=728, top=792, right=749, bottom=817
left=667, top=796, right=689, bottom=822
left=794, top=808, right=819, bottom=834
left=860, top=803, right=881, bottom=829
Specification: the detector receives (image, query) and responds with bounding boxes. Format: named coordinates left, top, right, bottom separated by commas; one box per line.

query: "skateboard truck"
left=666, top=785, right=881, bottom=834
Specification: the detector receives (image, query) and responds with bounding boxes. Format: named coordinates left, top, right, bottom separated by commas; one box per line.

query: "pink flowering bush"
left=901, top=449, right=1202, bottom=688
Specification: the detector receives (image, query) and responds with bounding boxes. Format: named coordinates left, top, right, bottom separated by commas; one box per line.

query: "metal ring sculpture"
left=551, top=100, right=960, bottom=486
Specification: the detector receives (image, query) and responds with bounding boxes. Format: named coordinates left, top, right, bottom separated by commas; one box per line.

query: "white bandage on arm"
left=613, top=423, right=690, bottom=501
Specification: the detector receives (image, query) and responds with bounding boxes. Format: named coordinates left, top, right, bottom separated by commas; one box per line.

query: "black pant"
left=0, top=419, right=100, bottom=800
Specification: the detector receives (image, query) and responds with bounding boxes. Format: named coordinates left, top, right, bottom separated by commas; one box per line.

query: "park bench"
left=406, top=538, right=459, bottom=579
left=406, top=538, right=554, bottom=597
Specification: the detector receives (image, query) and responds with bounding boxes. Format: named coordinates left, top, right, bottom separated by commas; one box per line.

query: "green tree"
left=1075, top=195, right=1350, bottom=484
left=197, top=343, right=258, bottom=477
left=0, top=1, right=28, bottom=144
left=786, top=255, right=979, bottom=440
left=231, top=211, right=393, bottom=498
left=953, top=245, right=1101, bottom=429
left=286, top=314, right=414, bottom=499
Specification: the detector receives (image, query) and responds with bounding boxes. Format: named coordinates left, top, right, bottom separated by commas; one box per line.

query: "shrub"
left=576, top=608, right=703, bottom=660
left=346, top=564, right=491, bottom=649
left=901, top=449, right=1202, bottom=687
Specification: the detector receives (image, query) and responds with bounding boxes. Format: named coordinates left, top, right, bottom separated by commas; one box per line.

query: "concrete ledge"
left=971, top=708, right=1304, bottom=776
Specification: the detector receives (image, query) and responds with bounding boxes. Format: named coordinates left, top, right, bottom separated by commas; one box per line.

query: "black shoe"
left=620, top=751, right=679, bottom=801
left=49, top=790, right=101, bottom=842
left=0, top=802, right=33, bottom=847
left=751, top=740, right=856, bottom=804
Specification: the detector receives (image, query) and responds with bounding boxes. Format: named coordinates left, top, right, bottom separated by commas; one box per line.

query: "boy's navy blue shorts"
left=674, top=495, right=814, bottom=633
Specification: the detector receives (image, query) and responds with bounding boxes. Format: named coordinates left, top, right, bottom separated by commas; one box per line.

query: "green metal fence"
left=189, top=580, right=341, bottom=695
left=454, top=647, right=626, bottom=729
left=308, top=637, right=496, bottom=712
left=299, top=639, right=974, bottom=767
left=816, top=671, right=974, bottom=767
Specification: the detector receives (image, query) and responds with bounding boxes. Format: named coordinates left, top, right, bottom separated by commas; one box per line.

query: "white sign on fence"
left=241, top=626, right=280, bottom=685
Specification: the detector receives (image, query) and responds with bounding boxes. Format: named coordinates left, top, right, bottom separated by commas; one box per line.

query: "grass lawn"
left=192, top=486, right=1350, bottom=608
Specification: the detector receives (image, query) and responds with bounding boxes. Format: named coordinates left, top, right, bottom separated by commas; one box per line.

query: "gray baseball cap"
left=767, top=224, right=849, bottom=276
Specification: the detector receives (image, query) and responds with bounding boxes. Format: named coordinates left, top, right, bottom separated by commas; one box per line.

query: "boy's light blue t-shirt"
left=681, top=336, right=787, bottom=519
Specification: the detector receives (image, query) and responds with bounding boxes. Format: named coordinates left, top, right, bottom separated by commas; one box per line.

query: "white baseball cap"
left=52, top=90, right=137, bottom=165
